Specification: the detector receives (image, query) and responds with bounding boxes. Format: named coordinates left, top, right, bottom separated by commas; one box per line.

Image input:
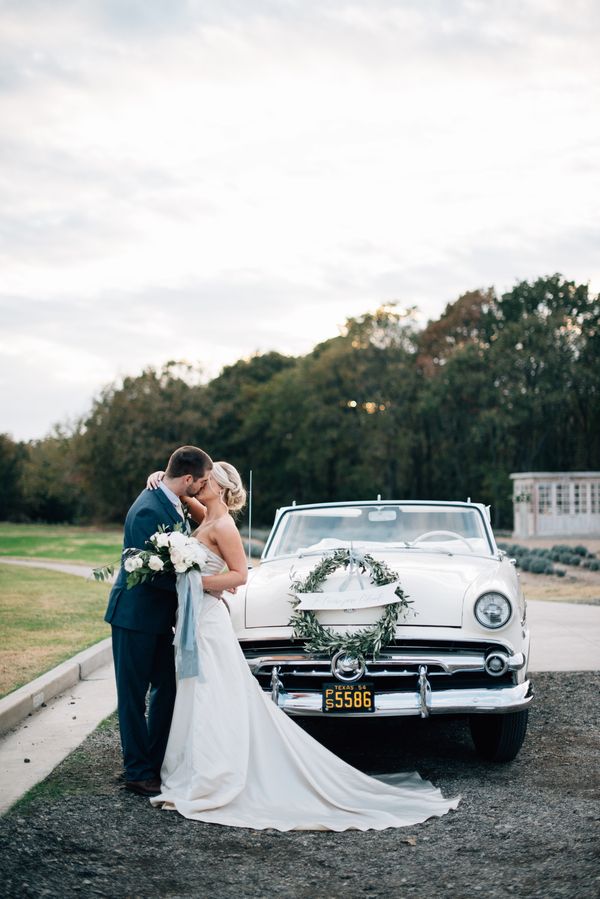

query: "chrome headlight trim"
left=474, top=592, right=512, bottom=630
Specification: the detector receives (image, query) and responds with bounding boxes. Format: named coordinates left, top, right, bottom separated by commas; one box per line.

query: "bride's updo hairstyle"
left=211, top=461, right=247, bottom=513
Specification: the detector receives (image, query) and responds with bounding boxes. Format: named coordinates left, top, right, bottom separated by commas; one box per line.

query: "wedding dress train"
left=150, top=546, right=459, bottom=831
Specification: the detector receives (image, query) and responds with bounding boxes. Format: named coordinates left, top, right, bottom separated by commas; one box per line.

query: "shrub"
left=555, top=569, right=566, bottom=577
left=573, top=545, right=589, bottom=557
left=589, top=560, right=600, bottom=572
left=529, top=558, right=549, bottom=574
left=519, top=555, right=531, bottom=571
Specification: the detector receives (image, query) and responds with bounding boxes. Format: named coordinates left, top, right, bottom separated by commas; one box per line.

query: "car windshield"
left=265, top=504, right=493, bottom=559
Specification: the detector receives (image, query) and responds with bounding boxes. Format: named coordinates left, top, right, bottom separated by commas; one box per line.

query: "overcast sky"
left=1, top=0, right=599, bottom=441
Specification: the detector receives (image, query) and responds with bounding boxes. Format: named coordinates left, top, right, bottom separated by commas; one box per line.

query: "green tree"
left=0, top=434, right=26, bottom=520
left=242, top=307, right=421, bottom=523
left=21, top=426, right=84, bottom=522
left=13, top=279, right=599, bottom=529
left=75, top=363, right=209, bottom=521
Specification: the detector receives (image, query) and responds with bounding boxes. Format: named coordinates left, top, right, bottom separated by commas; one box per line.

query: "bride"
left=146, top=461, right=459, bottom=831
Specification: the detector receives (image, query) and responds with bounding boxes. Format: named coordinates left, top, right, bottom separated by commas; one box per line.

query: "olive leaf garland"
left=289, top=548, right=412, bottom=660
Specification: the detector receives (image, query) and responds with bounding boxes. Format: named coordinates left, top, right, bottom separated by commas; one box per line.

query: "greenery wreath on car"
left=289, top=547, right=412, bottom=660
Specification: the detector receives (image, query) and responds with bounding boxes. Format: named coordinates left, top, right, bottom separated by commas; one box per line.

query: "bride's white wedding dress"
left=150, top=545, right=459, bottom=831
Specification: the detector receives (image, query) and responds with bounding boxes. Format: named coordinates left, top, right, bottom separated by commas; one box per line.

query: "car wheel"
left=469, top=710, right=529, bottom=762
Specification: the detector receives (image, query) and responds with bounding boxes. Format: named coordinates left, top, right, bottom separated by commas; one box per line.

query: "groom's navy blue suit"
left=105, top=487, right=182, bottom=782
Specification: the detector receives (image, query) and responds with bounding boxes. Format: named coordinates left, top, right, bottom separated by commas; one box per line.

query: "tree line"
left=1, top=274, right=598, bottom=530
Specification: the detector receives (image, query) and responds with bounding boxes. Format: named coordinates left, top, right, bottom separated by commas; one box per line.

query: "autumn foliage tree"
left=2, top=275, right=598, bottom=529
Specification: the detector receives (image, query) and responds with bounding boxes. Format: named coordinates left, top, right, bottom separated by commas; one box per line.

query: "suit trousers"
left=111, top=625, right=177, bottom=782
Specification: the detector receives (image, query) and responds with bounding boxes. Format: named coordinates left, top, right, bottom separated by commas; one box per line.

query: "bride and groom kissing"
left=106, top=445, right=459, bottom=831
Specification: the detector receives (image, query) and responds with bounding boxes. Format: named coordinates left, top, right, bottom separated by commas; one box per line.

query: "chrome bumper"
left=267, top=679, right=533, bottom=718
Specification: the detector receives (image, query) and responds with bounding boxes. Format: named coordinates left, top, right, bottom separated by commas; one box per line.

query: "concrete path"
left=1, top=557, right=96, bottom=579
left=527, top=599, right=600, bottom=671
left=0, top=558, right=116, bottom=815
left=0, top=661, right=116, bottom=815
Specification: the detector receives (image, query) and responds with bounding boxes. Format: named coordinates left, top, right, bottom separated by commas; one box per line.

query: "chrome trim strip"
left=270, top=680, right=533, bottom=717
left=247, top=649, right=526, bottom=676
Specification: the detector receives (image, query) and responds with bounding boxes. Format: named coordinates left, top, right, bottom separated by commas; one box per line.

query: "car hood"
left=245, top=551, right=500, bottom=629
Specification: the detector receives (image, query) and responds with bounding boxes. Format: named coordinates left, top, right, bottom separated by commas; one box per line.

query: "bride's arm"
left=182, top=496, right=207, bottom=525
left=146, top=470, right=165, bottom=489
left=202, top=519, right=248, bottom=595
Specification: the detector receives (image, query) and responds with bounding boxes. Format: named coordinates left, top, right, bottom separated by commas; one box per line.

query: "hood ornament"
left=331, top=650, right=366, bottom=683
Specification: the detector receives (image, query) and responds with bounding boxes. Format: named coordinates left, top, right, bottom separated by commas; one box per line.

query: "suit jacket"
left=105, top=488, right=183, bottom=634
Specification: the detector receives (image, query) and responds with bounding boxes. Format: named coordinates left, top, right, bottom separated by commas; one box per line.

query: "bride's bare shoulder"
left=214, top=513, right=239, bottom=534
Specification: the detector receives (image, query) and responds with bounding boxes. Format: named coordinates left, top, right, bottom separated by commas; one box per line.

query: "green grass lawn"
left=0, top=522, right=123, bottom=566
left=0, top=563, right=110, bottom=697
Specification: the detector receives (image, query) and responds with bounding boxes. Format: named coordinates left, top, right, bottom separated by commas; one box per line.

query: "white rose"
left=124, top=555, right=143, bottom=572
left=168, top=531, right=187, bottom=547
left=154, top=533, right=170, bottom=548
left=169, top=548, right=184, bottom=566
left=191, top=544, right=208, bottom=565
left=148, top=555, right=164, bottom=572
left=174, top=561, right=188, bottom=573
left=182, top=545, right=202, bottom=565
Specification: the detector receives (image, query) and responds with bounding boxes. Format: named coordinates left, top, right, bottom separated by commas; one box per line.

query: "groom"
left=105, top=445, right=213, bottom=796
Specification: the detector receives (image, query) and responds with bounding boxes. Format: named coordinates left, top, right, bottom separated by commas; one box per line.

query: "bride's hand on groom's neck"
left=146, top=470, right=165, bottom=490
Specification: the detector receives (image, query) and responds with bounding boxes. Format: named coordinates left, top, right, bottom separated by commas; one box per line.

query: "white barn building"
left=510, top=471, right=600, bottom=537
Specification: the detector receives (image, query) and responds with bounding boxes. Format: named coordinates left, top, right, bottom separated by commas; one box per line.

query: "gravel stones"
left=0, top=672, right=598, bottom=898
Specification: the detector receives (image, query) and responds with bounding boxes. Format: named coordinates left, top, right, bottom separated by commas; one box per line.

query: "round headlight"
left=474, top=592, right=512, bottom=629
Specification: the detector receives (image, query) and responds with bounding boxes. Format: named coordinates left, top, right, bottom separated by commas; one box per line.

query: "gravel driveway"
left=0, top=671, right=598, bottom=899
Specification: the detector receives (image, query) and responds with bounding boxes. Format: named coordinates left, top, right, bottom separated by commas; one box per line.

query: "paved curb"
left=0, top=637, right=112, bottom=737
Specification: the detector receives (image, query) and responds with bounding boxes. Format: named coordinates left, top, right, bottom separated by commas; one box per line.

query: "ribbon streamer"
left=337, top=548, right=369, bottom=593
left=173, top=570, right=205, bottom=681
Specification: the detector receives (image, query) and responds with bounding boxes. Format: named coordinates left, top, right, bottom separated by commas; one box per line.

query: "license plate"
left=322, top=682, right=375, bottom=714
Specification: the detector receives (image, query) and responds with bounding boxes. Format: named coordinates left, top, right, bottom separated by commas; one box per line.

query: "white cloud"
left=0, top=0, right=599, bottom=439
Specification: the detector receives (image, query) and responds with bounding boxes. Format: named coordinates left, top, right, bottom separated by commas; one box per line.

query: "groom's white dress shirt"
left=158, top=481, right=185, bottom=519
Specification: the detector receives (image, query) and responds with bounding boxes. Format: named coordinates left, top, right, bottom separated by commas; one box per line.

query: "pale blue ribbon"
left=173, top=571, right=205, bottom=681
left=338, top=547, right=368, bottom=592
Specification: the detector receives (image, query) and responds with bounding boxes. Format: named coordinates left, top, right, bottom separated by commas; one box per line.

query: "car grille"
left=240, top=638, right=517, bottom=693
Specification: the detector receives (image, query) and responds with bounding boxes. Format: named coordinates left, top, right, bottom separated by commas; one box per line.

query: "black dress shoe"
left=124, top=778, right=162, bottom=796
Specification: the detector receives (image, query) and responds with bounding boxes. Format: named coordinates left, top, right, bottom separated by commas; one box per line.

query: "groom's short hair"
left=165, top=446, right=212, bottom=479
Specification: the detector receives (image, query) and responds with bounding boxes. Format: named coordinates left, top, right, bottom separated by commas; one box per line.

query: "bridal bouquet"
left=93, top=527, right=207, bottom=588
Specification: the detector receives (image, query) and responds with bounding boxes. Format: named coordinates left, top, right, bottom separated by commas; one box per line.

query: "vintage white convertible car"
left=231, top=500, right=533, bottom=762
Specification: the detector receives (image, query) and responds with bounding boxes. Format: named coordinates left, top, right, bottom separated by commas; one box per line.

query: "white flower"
left=167, top=531, right=188, bottom=547
left=148, top=555, right=164, bottom=572
left=124, top=555, right=144, bottom=572
left=169, top=547, right=184, bottom=566
left=188, top=543, right=208, bottom=566
left=153, top=533, right=170, bottom=548
left=174, top=561, right=188, bottom=573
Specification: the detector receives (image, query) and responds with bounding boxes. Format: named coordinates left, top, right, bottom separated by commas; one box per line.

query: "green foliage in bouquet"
left=92, top=524, right=205, bottom=588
